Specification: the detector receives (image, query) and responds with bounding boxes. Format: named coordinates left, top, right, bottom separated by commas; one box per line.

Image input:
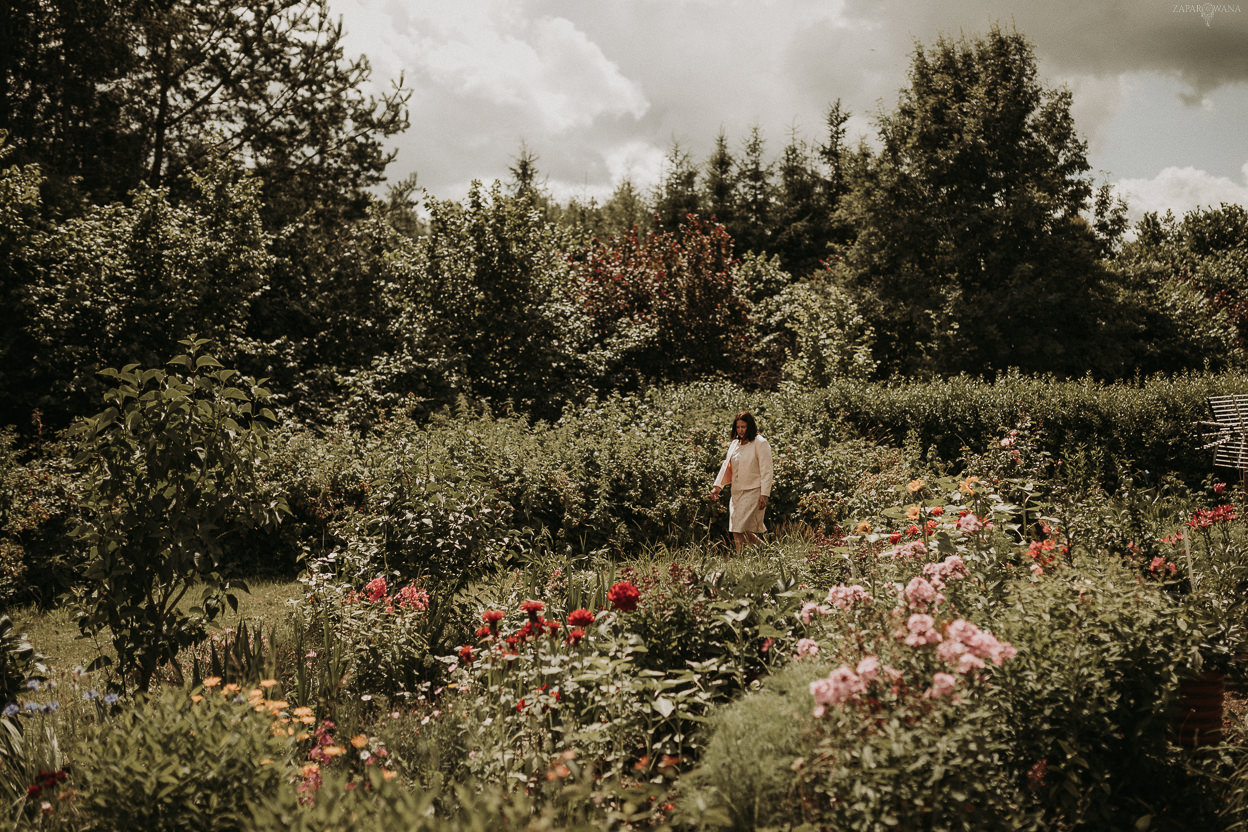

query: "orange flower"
left=959, top=476, right=981, bottom=495
left=202, top=677, right=221, bottom=689
left=350, top=734, right=369, bottom=749
left=906, top=505, right=921, bottom=520
left=259, top=679, right=279, bottom=689
left=322, top=746, right=346, bottom=757
left=854, top=521, right=872, bottom=534
left=907, top=479, right=925, bottom=493
left=190, top=694, right=204, bottom=703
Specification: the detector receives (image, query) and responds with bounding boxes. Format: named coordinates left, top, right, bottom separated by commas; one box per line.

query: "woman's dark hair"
left=730, top=411, right=758, bottom=442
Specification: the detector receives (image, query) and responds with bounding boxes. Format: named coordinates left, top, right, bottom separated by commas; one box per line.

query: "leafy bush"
left=76, top=685, right=290, bottom=832
left=0, top=426, right=82, bottom=608
left=70, top=340, right=287, bottom=690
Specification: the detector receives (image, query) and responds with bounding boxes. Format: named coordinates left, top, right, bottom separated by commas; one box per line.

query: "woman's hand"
left=757, top=494, right=769, bottom=510
left=710, top=486, right=722, bottom=501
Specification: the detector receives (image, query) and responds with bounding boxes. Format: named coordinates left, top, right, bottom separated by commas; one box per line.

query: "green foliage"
left=0, top=425, right=82, bottom=607
left=76, top=685, right=290, bottom=832
left=0, top=615, right=42, bottom=705
left=0, top=0, right=409, bottom=223
left=989, top=559, right=1201, bottom=829
left=15, top=162, right=272, bottom=425
left=401, top=182, right=579, bottom=417
left=836, top=25, right=1124, bottom=377
left=755, top=273, right=877, bottom=384
left=70, top=340, right=287, bottom=690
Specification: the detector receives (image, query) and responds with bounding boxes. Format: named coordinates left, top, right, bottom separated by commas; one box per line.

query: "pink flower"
left=396, top=584, right=429, bottom=611
left=922, top=555, right=969, bottom=590
left=903, top=577, right=944, bottom=609
left=1214, top=482, right=1226, bottom=495
left=956, top=514, right=982, bottom=533
left=856, top=656, right=880, bottom=682
left=810, top=665, right=865, bottom=716
left=939, top=619, right=1016, bottom=670
left=825, top=584, right=873, bottom=610
left=364, top=576, right=388, bottom=603
left=926, top=672, right=957, bottom=698
left=903, top=613, right=942, bottom=647
left=800, top=602, right=831, bottom=625
left=794, top=638, right=820, bottom=659
left=885, top=540, right=928, bottom=561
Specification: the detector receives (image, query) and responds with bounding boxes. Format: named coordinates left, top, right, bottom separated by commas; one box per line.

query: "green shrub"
left=69, top=340, right=287, bottom=690
left=988, top=558, right=1200, bottom=829
left=76, top=685, right=290, bottom=832
left=0, top=426, right=83, bottom=608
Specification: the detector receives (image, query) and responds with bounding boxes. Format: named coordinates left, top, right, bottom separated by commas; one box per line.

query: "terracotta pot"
left=1170, top=672, right=1225, bottom=747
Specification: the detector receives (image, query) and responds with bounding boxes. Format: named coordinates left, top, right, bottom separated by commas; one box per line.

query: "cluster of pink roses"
left=357, top=576, right=430, bottom=612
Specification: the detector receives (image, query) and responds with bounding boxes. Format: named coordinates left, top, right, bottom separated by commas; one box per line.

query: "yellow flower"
left=907, top=478, right=925, bottom=493
left=202, top=677, right=221, bottom=688
left=854, top=520, right=872, bottom=534
left=350, top=734, right=369, bottom=749
left=906, top=505, right=921, bottom=520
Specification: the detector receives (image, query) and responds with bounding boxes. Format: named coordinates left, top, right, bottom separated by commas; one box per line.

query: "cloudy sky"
left=329, top=0, right=1248, bottom=222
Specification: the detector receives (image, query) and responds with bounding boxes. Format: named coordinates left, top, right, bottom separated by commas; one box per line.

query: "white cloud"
left=1115, top=162, right=1248, bottom=220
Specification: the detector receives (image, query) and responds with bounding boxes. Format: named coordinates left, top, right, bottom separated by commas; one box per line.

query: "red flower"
left=888, top=532, right=902, bottom=544
left=482, top=609, right=506, bottom=623
left=364, top=576, right=388, bottom=603
left=906, top=524, right=920, bottom=537
left=565, top=627, right=586, bottom=645
left=930, top=506, right=945, bottom=517
left=515, top=698, right=526, bottom=713
left=567, top=608, right=595, bottom=627
left=520, top=599, right=545, bottom=622
left=607, top=581, right=641, bottom=612
left=458, top=645, right=475, bottom=664
left=475, top=624, right=492, bottom=638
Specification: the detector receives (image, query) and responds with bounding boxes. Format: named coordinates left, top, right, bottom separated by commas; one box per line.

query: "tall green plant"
left=70, top=339, right=287, bottom=691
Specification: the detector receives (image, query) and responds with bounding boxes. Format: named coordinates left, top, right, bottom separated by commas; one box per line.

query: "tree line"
left=2, top=4, right=1246, bottom=432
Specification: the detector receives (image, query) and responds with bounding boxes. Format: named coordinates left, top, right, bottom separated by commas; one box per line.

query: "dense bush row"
left=5, top=367, right=1248, bottom=612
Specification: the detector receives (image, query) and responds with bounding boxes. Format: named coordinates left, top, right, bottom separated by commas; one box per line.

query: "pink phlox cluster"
left=364, top=576, right=388, bottom=603
left=903, top=577, right=944, bottom=609
left=922, top=555, right=969, bottom=590
left=902, top=613, right=942, bottom=647
left=937, top=618, right=1017, bottom=673
left=956, top=514, right=983, bottom=533
left=794, top=638, right=821, bottom=659
left=799, top=602, right=831, bottom=625
left=856, top=655, right=880, bottom=682
left=825, top=584, right=873, bottom=611
left=396, top=583, right=430, bottom=611
left=810, top=665, right=867, bottom=717
left=925, top=672, right=958, bottom=699
left=884, top=540, right=928, bottom=561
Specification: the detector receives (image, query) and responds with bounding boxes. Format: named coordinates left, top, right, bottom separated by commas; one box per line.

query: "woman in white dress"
left=709, top=411, right=773, bottom=551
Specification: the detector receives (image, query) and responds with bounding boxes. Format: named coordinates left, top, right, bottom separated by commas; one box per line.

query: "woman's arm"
left=757, top=437, right=774, bottom=498
left=712, top=440, right=736, bottom=496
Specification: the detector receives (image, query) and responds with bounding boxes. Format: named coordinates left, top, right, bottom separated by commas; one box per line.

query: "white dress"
left=714, top=436, right=774, bottom=534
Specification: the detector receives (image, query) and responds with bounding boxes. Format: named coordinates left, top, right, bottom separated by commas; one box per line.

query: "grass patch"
left=10, top=578, right=305, bottom=674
